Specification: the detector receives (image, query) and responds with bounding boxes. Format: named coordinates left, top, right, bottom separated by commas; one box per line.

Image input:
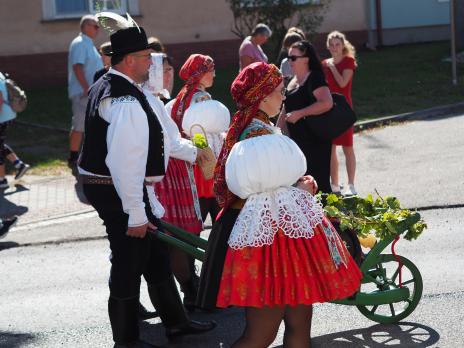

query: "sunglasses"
left=288, top=55, right=307, bottom=62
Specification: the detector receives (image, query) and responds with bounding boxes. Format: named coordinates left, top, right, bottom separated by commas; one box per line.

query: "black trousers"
left=0, top=121, right=14, bottom=165
left=83, top=183, right=172, bottom=299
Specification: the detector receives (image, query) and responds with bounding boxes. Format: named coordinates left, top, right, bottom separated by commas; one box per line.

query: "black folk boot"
left=147, top=276, right=216, bottom=340
left=109, top=297, right=159, bottom=348
left=180, top=257, right=201, bottom=312
left=138, top=301, right=158, bottom=320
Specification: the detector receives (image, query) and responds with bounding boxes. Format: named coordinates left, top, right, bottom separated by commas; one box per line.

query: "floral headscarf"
left=214, top=62, right=282, bottom=209
left=171, top=54, right=215, bottom=130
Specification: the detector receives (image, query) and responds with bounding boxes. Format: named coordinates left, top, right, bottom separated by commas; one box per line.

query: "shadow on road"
left=0, top=241, right=20, bottom=252
left=279, top=321, right=439, bottom=348
left=0, top=184, right=28, bottom=219
left=140, top=307, right=245, bottom=347
left=0, top=331, right=37, bottom=347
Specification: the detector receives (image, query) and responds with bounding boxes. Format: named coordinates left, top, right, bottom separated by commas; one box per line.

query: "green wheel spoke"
left=391, top=266, right=400, bottom=282
left=402, top=278, right=415, bottom=286
left=364, top=274, right=383, bottom=287
left=370, top=305, right=379, bottom=314
left=389, top=303, right=396, bottom=316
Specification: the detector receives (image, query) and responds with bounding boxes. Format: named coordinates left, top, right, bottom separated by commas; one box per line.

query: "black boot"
left=180, top=257, right=200, bottom=312
left=138, top=301, right=158, bottom=320
left=180, top=273, right=200, bottom=312
left=147, top=276, right=216, bottom=340
left=109, top=297, right=159, bottom=347
left=108, top=296, right=139, bottom=345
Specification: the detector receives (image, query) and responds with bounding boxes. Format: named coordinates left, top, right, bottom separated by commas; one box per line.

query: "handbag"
left=304, top=92, right=357, bottom=141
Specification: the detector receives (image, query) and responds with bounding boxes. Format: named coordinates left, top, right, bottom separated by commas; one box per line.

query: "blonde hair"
left=327, top=31, right=356, bottom=59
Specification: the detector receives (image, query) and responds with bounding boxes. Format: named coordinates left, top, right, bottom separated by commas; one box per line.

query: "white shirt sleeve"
left=144, top=91, right=197, bottom=164
left=163, top=112, right=197, bottom=163
left=102, top=96, right=149, bottom=227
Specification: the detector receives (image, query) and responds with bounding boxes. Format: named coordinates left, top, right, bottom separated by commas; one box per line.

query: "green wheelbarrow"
left=150, top=212, right=423, bottom=325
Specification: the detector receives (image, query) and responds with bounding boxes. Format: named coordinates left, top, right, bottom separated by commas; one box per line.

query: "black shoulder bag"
left=304, top=77, right=357, bottom=140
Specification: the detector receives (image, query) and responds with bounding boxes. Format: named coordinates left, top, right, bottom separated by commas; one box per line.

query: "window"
left=42, top=0, right=140, bottom=20
left=295, top=0, right=321, bottom=4
left=240, top=0, right=321, bottom=7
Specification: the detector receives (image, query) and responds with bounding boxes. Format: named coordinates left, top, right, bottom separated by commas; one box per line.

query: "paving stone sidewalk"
left=0, top=175, right=93, bottom=226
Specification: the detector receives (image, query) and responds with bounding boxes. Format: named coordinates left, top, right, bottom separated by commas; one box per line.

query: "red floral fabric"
left=213, top=62, right=283, bottom=210
left=154, top=158, right=202, bottom=234
left=216, top=217, right=362, bottom=307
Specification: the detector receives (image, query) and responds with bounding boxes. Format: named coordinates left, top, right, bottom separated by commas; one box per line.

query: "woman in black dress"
left=277, top=40, right=334, bottom=193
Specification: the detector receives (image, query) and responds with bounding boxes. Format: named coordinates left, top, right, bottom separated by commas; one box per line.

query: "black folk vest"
left=79, top=73, right=165, bottom=177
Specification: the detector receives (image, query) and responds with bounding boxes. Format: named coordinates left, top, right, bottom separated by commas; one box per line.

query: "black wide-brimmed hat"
left=108, top=26, right=150, bottom=56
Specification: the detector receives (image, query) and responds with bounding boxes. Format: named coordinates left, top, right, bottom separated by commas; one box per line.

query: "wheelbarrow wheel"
left=357, top=254, right=423, bottom=324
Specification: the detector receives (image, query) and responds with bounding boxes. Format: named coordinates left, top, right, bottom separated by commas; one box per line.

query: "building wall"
left=0, top=0, right=368, bottom=88
left=367, top=0, right=451, bottom=46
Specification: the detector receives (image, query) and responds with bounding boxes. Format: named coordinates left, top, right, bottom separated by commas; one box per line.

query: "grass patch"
left=8, top=41, right=464, bottom=174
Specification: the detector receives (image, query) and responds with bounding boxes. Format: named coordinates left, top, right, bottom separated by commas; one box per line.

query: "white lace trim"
left=228, top=186, right=324, bottom=250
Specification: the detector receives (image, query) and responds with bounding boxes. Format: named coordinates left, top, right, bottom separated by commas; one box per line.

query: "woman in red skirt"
left=198, top=62, right=362, bottom=347
left=154, top=54, right=215, bottom=310
left=322, top=31, right=358, bottom=196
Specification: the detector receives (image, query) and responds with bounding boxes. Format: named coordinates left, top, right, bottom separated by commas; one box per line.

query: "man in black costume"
left=79, top=25, right=215, bottom=348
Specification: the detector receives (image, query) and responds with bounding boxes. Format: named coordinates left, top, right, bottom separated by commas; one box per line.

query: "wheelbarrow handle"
left=147, top=228, right=205, bottom=261
left=158, top=220, right=209, bottom=250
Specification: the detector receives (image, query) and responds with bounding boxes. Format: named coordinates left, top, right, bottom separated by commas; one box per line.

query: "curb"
left=15, top=102, right=464, bottom=134
left=15, top=120, right=68, bottom=133
left=354, top=101, right=464, bottom=133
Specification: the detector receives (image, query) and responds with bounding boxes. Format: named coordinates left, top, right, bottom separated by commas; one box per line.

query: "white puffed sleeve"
left=225, top=134, right=307, bottom=199
left=182, top=99, right=230, bottom=135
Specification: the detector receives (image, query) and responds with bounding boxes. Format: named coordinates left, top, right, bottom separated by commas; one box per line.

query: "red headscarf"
left=214, top=62, right=283, bottom=209
left=171, top=54, right=215, bottom=130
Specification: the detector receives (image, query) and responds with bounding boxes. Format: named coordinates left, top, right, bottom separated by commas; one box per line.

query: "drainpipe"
left=375, top=0, right=383, bottom=47
left=450, top=0, right=457, bottom=85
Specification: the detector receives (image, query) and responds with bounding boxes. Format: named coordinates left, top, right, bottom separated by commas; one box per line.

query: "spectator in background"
left=277, top=40, right=334, bottom=193
left=322, top=31, right=358, bottom=195
left=276, top=27, right=306, bottom=66
left=67, top=15, right=103, bottom=168
left=148, top=36, right=165, bottom=53
left=93, top=41, right=112, bottom=82
left=278, top=29, right=306, bottom=84
left=238, top=23, right=272, bottom=70
left=0, top=72, right=30, bottom=189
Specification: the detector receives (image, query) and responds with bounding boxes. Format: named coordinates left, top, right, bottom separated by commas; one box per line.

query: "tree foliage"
left=226, top=0, right=330, bottom=60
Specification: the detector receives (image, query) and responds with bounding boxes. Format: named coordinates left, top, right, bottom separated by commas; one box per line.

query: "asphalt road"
left=1, top=114, right=463, bottom=347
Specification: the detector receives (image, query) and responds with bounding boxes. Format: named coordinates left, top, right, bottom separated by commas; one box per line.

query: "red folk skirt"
left=332, top=126, right=354, bottom=147
left=154, top=158, right=203, bottom=234
left=193, top=164, right=215, bottom=198
left=216, top=218, right=362, bottom=307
